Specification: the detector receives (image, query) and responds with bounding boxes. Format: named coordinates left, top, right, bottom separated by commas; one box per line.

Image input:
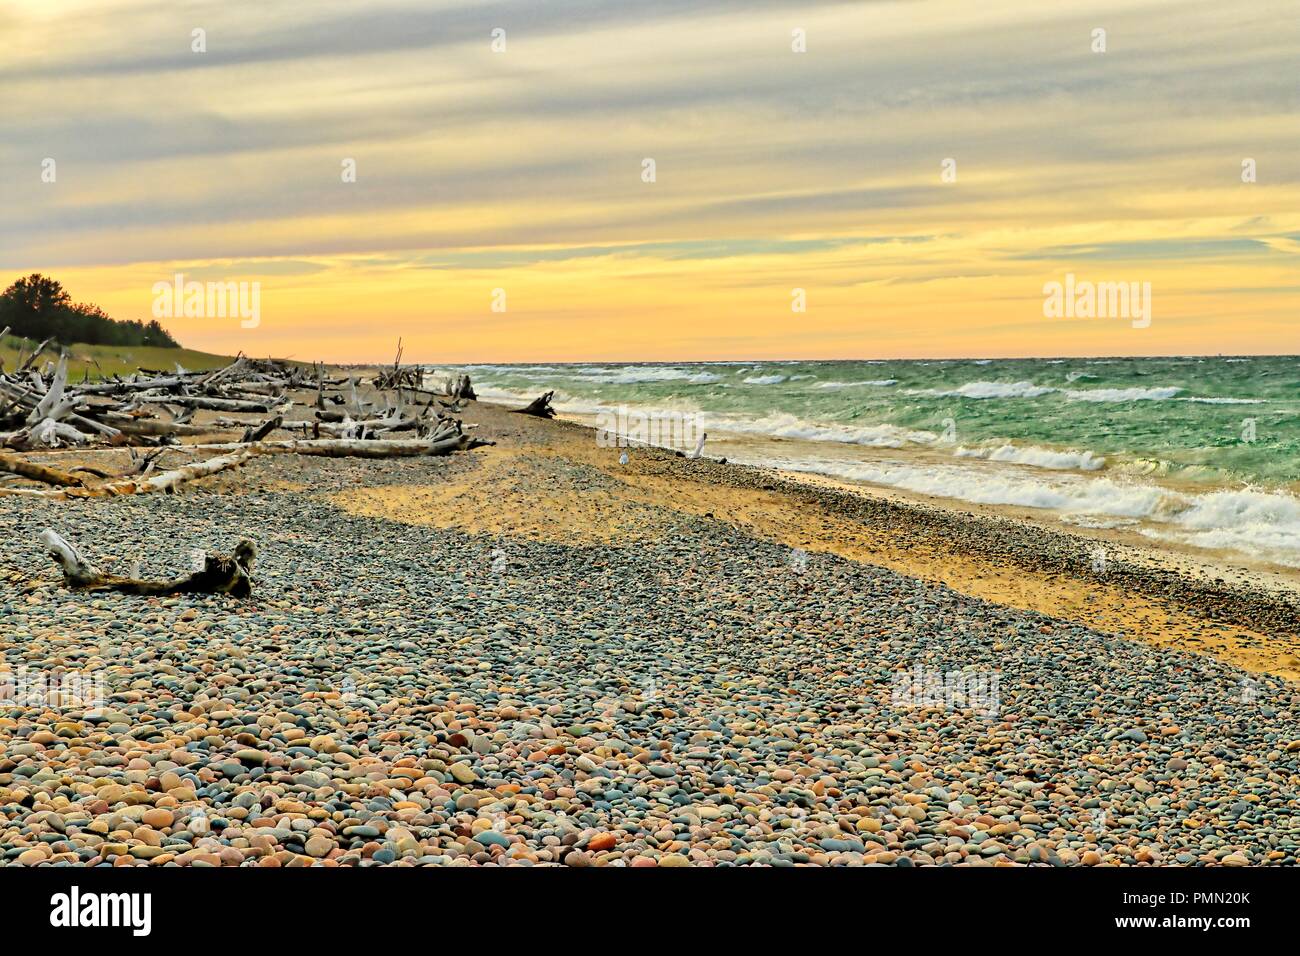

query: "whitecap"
left=909, top=381, right=1056, bottom=400
left=954, top=444, right=1106, bottom=471
left=813, top=379, right=898, bottom=389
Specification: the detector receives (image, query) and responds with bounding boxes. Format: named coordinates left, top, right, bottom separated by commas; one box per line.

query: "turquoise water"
left=453, top=356, right=1300, bottom=486
left=428, top=356, right=1300, bottom=568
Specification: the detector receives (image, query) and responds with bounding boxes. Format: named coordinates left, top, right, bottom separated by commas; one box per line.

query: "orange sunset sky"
left=1, top=0, right=1297, bottom=363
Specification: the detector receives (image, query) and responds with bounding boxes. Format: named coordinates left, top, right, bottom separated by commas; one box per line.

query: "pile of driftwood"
left=0, top=350, right=307, bottom=450
left=1, top=341, right=504, bottom=598
left=0, top=348, right=483, bottom=448
left=369, top=339, right=478, bottom=404
left=0, top=348, right=489, bottom=501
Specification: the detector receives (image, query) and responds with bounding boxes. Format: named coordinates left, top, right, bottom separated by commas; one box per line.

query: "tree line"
left=0, top=274, right=180, bottom=348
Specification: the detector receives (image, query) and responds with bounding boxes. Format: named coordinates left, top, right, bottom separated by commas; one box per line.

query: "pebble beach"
left=2, top=400, right=1298, bottom=867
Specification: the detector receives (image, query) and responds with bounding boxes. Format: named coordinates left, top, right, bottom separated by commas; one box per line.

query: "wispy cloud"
left=2, top=0, right=1297, bottom=359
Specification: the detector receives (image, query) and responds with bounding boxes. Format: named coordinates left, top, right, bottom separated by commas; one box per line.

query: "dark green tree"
left=0, top=274, right=180, bottom=348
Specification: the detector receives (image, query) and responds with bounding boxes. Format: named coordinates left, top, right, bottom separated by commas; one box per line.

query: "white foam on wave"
left=1142, top=491, right=1300, bottom=566
left=906, top=380, right=1259, bottom=405
left=748, top=455, right=1300, bottom=567
left=576, top=366, right=722, bottom=385
left=1178, top=396, right=1264, bottom=405
left=465, top=375, right=1297, bottom=566
left=767, top=457, right=1174, bottom=515
left=908, top=380, right=1056, bottom=399
left=473, top=384, right=702, bottom=419
left=457, top=363, right=562, bottom=374
left=954, top=443, right=1106, bottom=471
left=705, top=412, right=936, bottom=448
left=1064, top=386, right=1181, bottom=402
left=813, top=379, right=898, bottom=389
left=742, top=374, right=788, bottom=385
left=1060, top=515, right=1141, bottom=530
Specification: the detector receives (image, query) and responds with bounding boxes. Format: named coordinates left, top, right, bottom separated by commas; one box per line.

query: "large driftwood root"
left=512, top=391, right=556, bottom=419
left=39, top=529, right=256, bottom=597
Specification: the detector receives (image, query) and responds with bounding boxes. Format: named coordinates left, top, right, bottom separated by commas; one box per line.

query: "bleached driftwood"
left=40, top=528, right=256, bottom=597
left=37, top=529, right=100, bottom=586
left=29, top=419, right=90, bottom=448
left=134, top=394, right=279, bottom=413
left=27, top=354, right=75, bottom=425
left=0, top=449, right=253, bottom=499
left=0, top=433, right=472, bottom=499
left=449, top=373, right=476, bottom=402
left=187, top=434, right=471, bottom=458
left=94, top=414, right=210, bottom=437
left=1, top=353, right=304, bottom=450
left=0, top=375, right=121, bottom=445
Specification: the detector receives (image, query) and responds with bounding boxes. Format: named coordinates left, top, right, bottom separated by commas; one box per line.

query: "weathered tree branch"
left=40, top=528, right=256, bottom=597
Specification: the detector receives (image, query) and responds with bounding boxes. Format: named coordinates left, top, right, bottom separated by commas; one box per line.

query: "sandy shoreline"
left=9, top=387, right=1300, bottom=677
left=333, top=398, right=1300, bottom=680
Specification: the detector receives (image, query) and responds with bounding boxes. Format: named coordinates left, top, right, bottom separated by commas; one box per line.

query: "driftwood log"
left=513, top=391, right=556, bottom=419
left=0, top=452, right=86, bottom=487
left=40, top=529, right=256, bottom=597
left=0, top=433, right=474, bottom=500
left=3, top=348, right=491, bottom=502
left=241, top=415, right=283, bottom=444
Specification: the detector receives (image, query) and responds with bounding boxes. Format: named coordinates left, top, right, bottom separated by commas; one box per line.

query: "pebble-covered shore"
left=2, top=446, right=1299, bottom=867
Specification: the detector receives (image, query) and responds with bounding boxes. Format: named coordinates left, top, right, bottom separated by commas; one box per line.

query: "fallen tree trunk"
left=0, top=449, right=253, bottom=499
left=0, top=452, right=85, bottom=487
left=95, top=416, right=211, bottom=438
left=0, top=435, right=472, bottom=499
left=40, top=528, right=256, bottom=597
left=189, top=435, right=471, bottom=457
left=136, top=395, right=278, bottom=413
left=74, top=374, right=192, bottom=396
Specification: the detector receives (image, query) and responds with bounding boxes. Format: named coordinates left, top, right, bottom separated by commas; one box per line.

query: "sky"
left=0, top=0, right=1296, bottom=362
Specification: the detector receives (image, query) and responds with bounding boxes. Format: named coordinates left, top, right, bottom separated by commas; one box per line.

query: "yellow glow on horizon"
left=3, top=0, right=1297, bottom=361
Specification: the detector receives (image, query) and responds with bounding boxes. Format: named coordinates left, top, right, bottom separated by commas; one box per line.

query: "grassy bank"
left=2, top=334, right=250, bottom=379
